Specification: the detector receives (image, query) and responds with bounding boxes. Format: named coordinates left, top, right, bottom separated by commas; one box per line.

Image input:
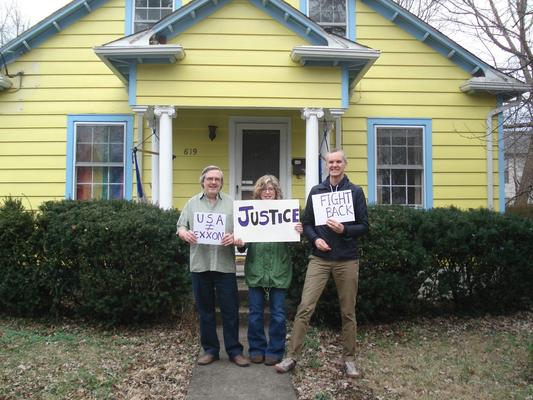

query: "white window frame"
left=133, top=0, right=175, bottom=33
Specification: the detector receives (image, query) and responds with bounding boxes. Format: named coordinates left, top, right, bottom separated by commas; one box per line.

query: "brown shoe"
left=197, top=353, right=219, bottom=366
left=250, top=354, right=265, bottom=364
left=230, top=354, right=250, bottom=367
left=264, top=356, right=280, bottom=366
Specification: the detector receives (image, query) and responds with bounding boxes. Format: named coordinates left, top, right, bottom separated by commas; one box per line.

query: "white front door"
left=230, top=118, right=290, bottom=200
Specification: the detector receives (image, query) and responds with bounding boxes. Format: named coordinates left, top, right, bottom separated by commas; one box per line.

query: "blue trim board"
left=367, top=118, right=433, bottom=208
left=66, top=115, right=134, bottom=200
left=128, top=63, right=137, bottom=106
left=497, top=96, right=505, bottom=213
left=341, top=66, right=349, bottom=108
left=299, top=1, right=307, bottom=14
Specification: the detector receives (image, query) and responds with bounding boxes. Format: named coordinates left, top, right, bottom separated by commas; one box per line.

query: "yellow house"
left=0, top=0, right=530, bottom=211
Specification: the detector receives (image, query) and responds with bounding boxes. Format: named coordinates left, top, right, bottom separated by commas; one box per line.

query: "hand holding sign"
left=312, top=190, right=355, bottom=226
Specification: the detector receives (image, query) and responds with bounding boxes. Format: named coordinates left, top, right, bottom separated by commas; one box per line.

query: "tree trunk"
left=515, top=135, right=533, bottom=206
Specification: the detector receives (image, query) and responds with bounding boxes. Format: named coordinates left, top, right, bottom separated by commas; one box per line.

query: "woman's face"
left=260, top=184, right=276, bottom=200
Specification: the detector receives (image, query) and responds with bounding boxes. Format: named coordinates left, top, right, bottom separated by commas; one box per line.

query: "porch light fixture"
left=208, top=125, right=217, bottom=141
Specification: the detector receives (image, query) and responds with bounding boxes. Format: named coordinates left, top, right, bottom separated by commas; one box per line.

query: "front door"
left=231, top=120, right=290, bottom=200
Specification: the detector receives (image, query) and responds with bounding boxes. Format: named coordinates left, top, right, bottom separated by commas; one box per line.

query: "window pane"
left=109, top=167, right=124, bottom=184
left=377, top=146, right=391, bottom=164
left=407, top=170, right=422, bottom=185
left=377, top=169, right=391, bottom=185
left=77, top=125, right=92, bottom=142
left=407, top=146, right=423, bottom=165
left=148, top=9, right=160, bottom=20
left=110, top=185, right=124, bottom=199
left=408, top=187, right=422, bottom=205
left=109, top=126, right=124, bottom=143
left=76, top=167, right=92, bottom=183
left=391, top=170, right=405, bottom=185
left=93, top=126, right=108, bottom=143
left=92, top=144, right=109, bottom=163
left=392, top=187, right=406, bottom=204
left=136, top=0, right=148, bottom=7
left=93, top=184, right=106, bottom=200
left=162, top=0, right=172, bottom=6
left=407, top=129, right=423, bottom=145
left=76, top=144, right=92, bottom=162
left=148, top=0, right=160, bottom=7
left=378, top=186, right=390, bottom=204
left=392, top=132, right=406, bottom=145
left=392, top=147, right=406, bottom=164
left=377, top=133, right=390, bottom=146
left=76, top=184, right=91, bottom=200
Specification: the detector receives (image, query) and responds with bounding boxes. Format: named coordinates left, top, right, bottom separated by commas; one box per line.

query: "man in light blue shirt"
left=177, top=165, right=250, bottom=367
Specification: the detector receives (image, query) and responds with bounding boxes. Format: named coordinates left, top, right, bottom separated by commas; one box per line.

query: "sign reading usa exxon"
left=233, top=199, right=300, bottom=243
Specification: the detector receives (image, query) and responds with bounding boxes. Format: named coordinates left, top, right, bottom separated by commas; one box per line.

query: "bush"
left=0, top=198, right=51, bottom=316
left=34, top=200, right=191, bottom=324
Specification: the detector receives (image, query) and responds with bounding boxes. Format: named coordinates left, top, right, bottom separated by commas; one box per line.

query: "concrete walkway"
left=186, top=327, right=297, bottom=400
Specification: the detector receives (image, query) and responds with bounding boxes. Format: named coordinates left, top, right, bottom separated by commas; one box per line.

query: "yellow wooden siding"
left=136, top=0, right=342, bottom=108
left=344, top=1, right=499, bottom=210
left=0, top=0, right=130, bottom=209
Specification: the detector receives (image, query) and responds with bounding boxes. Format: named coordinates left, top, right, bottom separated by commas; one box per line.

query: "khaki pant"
left=287, top=256, right=359, bottom=361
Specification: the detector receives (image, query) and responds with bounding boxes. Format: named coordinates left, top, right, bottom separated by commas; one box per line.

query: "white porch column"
left=329, top=108, right=345, bottom=149
left=154, top=106, right=176, bottom=209
left=302, top=107, right=324, bottom=198
left=148, top=116, right=159, bottom=206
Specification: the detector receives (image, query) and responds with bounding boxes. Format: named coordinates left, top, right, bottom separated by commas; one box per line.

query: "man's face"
left=202, top=169, right=223, bottom=197
left=327, top=151, right=346, bottom=179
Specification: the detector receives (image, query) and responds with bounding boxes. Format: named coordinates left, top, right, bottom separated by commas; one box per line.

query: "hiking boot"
left=264, top=356, right=281, bottom=366
left=197, top=353, right=219, bottom=366
left=274, top=358, right=296, bottom=373
left=250, top=354, right=265, bottom=364
left=344, top=361, right=363, bottom=379
left=230, top=354, right=251, bottom=367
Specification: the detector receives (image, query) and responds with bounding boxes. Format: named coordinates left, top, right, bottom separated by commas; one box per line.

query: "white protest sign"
left=311, top=190, right=355, bottom=226
left=193, top=212, right=226, bottom=245
left=233, top=199, right=300, bottom=243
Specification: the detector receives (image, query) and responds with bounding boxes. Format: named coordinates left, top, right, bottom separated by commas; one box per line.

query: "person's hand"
left=295, top=222, right=303, bottom=234
left=326, top=218, right=345, bottom=234
left=179, top=229, right=197, bottom=245
left=314, top=238, right=331, bottom=252
left=221, top=233, right=234, bottom=246
left=234, top=238, right=245, bottom=247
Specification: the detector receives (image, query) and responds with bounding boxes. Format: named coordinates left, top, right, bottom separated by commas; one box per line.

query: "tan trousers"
left=287, top=256, right=359, bottom=361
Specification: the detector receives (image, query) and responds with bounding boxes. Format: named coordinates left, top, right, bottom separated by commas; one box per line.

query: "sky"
left=15, top=0, right=72, bottom=26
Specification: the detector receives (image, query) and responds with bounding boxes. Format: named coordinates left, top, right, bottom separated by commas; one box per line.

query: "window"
left=368, top=119, right=432, bottom=208
left=308, top=0, right=347, bottom=36
left=75, top=124, right=126, bottom=200
left=67, top=115, right=133, bottom=200
left=376, top=127, right=423, bottom=206
left=134, top=0, right=174, bottom=33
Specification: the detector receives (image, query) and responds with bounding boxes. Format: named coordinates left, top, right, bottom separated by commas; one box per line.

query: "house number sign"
left=183, top=148, right=198, bottom=155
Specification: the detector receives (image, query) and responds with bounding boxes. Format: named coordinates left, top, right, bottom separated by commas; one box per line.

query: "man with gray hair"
left=177, top=165, right=250, bottom=367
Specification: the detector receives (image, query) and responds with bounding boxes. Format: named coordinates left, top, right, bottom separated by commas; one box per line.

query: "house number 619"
left=183, top=148, right=198, bottom=155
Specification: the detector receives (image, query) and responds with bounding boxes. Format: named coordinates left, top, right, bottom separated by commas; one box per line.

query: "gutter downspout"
left=486, top=99, right=521, bottom=209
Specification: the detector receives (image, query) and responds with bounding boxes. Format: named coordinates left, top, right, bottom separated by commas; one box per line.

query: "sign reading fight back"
left=193, top=212, right=226, bottom=245
left=233, top=200, right=300, bottom=243
left=311, top=190, right=355, bottom=226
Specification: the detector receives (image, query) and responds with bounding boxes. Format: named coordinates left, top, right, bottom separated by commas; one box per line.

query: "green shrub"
left=0, top=198, right=51, bottom=316
left=35, top=200, right=191, bottom=324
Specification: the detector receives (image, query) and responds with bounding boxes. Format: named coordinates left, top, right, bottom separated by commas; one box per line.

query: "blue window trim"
left=367, top=118, right=433, bottom=208
left=497, top=96, right=505, bottom=213
left=129, top=63, right=137, bottom=106
left=341, top=66, right=349, bottom=108
left=125, top=0, right=182, bottom=35
left=301, top=0, right=355, bottom=41
left=66, top=114, right=134, bottom=200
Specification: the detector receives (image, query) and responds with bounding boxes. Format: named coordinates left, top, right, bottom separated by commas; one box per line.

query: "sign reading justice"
left=311, top=190, right=355, bottom=226
left=233, top=200, right=300, bottom=243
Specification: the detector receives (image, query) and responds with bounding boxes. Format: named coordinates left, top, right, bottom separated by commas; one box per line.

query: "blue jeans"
left=191, top=271, right=243, bottom=358
left=247, top=287, right=286, bottom=360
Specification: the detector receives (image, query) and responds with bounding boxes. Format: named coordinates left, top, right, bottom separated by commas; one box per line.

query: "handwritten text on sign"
left=193, top=212, right=226, bottom=245
left=233, top=199, right=300, bottom=243
left=312, top=190, right=355, bottom=226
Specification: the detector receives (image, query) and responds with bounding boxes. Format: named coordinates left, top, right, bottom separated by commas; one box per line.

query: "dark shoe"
left=230, top=354, right=250, bottom=367
left=264, top=356, right=281, bottom=366
left=197, top=353, right=219, bottom=365
left=274, top=358, right=296, bottom=373
left=250, top=354, right=265, bottom=364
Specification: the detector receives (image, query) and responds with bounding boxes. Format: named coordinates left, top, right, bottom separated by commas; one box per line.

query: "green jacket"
left=244, top=242, right=292, bottom=289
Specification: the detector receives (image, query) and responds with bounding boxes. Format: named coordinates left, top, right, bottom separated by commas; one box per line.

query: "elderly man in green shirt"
left=177, top=165, right=250, bottom=367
